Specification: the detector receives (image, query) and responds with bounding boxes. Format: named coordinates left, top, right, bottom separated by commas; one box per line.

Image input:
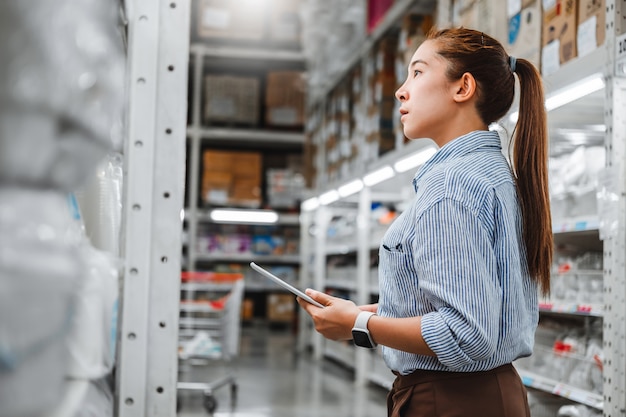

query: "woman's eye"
left=413, top=69, right=421, bottom=77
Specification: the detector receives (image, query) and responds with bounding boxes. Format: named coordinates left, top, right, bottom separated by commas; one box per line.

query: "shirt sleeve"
left=414, top=198, right=502, bottom=370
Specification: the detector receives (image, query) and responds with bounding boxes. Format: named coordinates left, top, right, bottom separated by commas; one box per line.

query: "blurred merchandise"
left=265, top=71, right=306, bottom=127
left=66, top=246, right=120, bottom=380
left=550, top=146, right=605, bottom=220
left=0, top=189, right=83, bottom=416
left=0, top=0, right=124, bottom=191
left=202, top=150, right=262, bottom=207
left=75, top=153, right=124, bottom=257
left=203, top=75, right=260, bottom=126
left=267, top=169, right=306, bottom=209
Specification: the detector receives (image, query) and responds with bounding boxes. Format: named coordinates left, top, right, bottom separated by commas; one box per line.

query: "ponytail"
left=511, top=58, right=553, bottom=297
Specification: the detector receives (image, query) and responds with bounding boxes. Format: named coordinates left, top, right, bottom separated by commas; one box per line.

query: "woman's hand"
left=296, top=289, right=362, bottom=341
left=359, top=303, right=378, bottom=313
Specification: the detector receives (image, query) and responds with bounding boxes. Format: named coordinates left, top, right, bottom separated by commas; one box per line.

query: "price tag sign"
left=617, top=33, right=626, bottom=78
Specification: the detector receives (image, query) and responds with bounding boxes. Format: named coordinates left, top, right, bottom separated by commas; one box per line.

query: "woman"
left=297, top=27, right=553, bottom=416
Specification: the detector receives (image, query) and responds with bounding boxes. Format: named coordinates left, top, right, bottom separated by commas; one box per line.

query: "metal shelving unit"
left=184, top=41, right=306, bottom=272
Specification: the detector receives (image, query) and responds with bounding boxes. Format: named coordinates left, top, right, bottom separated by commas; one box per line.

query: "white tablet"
left=250, top=262, right=325, bottom=308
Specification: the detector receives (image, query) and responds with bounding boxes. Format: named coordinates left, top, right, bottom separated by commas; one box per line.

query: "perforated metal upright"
left=603, top=2, right=626, bottom=416
left=115, top=1, right=190, bottom=416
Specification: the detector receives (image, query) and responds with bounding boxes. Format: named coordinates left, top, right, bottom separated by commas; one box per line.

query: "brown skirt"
left=387, top=364, right=530, bottom=417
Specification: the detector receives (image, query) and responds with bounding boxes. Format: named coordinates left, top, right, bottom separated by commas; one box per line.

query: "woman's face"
left=395, top=40, right=456, bottom=142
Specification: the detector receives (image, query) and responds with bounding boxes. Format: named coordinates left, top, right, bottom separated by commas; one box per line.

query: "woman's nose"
left=395, top=87, right=407, bottom=102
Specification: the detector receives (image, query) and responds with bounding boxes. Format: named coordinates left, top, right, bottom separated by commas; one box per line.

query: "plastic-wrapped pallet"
left=0, top=1, right=124, bottom=416
left=0, top=190, right=84, bottom=417
left=549, top=146, right=605, bottom=220
left=0, top=0, right=124, bottom=191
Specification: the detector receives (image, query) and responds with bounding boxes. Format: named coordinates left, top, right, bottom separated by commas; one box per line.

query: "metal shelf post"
left=602, top=2, right=626, bottom=415
left=115, top=0, right=190, bottom=415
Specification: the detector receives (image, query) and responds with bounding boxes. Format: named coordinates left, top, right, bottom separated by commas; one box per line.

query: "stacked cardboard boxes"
left=304, top=0, right=609, bottom=191
left=201, top=150, right=262, bottom=207
left=196, top=0, right=301, bottom=44
left=348, top=67, right=364, bottom=177
left=452, top=0, right=508, bottom=44
left=323, top=87, right=341, bottom=185
left=365, top=35, right=398, bottom=161
left=265, top=71, right=306, bottom=127
left=203, top=75, right=260, bottom=126
left=333, top=77, right=355, bottom=182
left=450, top=0, right=605, bottom=77
left=266, top=293, right=295, bottom=323
left=395, top=14, right=434, bottom=147
left=304, top=104, right=323, bottom=188
left=507, top=0, right=542, bottom=69
left=541, top=0, right=578, bottom=76
left=577, top=0, right=606, bottom=58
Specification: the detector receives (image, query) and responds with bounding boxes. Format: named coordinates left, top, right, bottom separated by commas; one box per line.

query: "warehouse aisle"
left=177, top=323, right=389, bottom=417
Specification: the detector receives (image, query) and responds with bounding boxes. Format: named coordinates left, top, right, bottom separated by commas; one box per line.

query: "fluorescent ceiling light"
left=210, top=209, right=278, bottom=224
left=508, top=73, right=605, bottom=123
left=319, top=189, right=339, bottom=205
left=545, top=73, right=604, bottom=111
left=301, top=197, right=320, bottom=211
left=393, top=147, right=437, bottom=173
left=556, top=124, right=606, bottom=134
left=363, top=166, right=394, bottom=186
left=338, top=179, right=364, bottom=197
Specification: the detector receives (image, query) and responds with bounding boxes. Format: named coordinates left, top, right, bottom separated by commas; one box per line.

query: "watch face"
left=352, top=330, right=374, bottom=348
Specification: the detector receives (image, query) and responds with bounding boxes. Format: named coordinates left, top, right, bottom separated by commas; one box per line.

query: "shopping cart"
left=177, top=271, right=245, bottom=414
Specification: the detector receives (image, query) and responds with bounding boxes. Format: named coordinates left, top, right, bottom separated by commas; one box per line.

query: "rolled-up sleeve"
left=415, top=198, right=502, bottom=370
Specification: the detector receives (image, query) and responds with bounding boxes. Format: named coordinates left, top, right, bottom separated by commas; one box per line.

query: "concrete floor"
left=177, top=323, right=389, bottom=417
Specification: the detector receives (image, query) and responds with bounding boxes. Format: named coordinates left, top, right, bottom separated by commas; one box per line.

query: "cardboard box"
left=577, top=0, right=605, bottom=57
left=507, top=0, right=542, bottom=69
left=233, top=153, right=262, bottom=177
left=241, top=299, right=254, bottom=321
left=267, top=293, right=295, bottom=322
left=201, top=150, right=262, bottom=206
left=201, top=171, right=232, bottom=205
left=230, top=178, right=262, bottom=203
left=541, top=0, right=578, bottom=76
left=398, top=14, right=434, bottom=58
left=197, top=0, right=269, bottom=40
left=203, top=149, right=233, bottom=172
left=265, top=71, right=306, bottom=127
left=203, top=75, right=260, bottom=125
left=508, top=0, right=537, bottom=18
left=452, top=0, right=508, bottom=43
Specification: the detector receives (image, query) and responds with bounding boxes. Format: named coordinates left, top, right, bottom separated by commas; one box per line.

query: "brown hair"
left=427, top=27, right=552, bottom=296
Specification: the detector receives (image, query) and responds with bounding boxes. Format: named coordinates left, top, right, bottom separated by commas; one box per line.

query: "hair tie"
left=509, top=56, right=517, bottom=73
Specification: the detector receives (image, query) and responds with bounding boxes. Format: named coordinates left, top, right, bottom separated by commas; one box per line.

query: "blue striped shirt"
left=378, top=130, right=538, bottom=374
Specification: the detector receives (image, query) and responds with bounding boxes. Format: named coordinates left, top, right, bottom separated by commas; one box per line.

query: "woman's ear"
left=453, top=72, right=477, bottom=103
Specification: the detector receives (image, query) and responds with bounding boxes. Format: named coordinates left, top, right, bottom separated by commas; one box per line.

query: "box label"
left=508, top=0, right=522, bottom=18
left=202, top=7, right=230, bottom=29
left=541, top=40, right=560, bottom=75
left=577, top=15, right=597, bottom=57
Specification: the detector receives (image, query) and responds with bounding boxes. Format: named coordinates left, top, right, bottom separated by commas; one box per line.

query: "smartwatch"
left=351, top=311, right=377, bottom=349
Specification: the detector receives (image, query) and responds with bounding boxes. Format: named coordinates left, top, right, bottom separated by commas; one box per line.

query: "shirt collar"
left=412, top=130, right=503, bottom=191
